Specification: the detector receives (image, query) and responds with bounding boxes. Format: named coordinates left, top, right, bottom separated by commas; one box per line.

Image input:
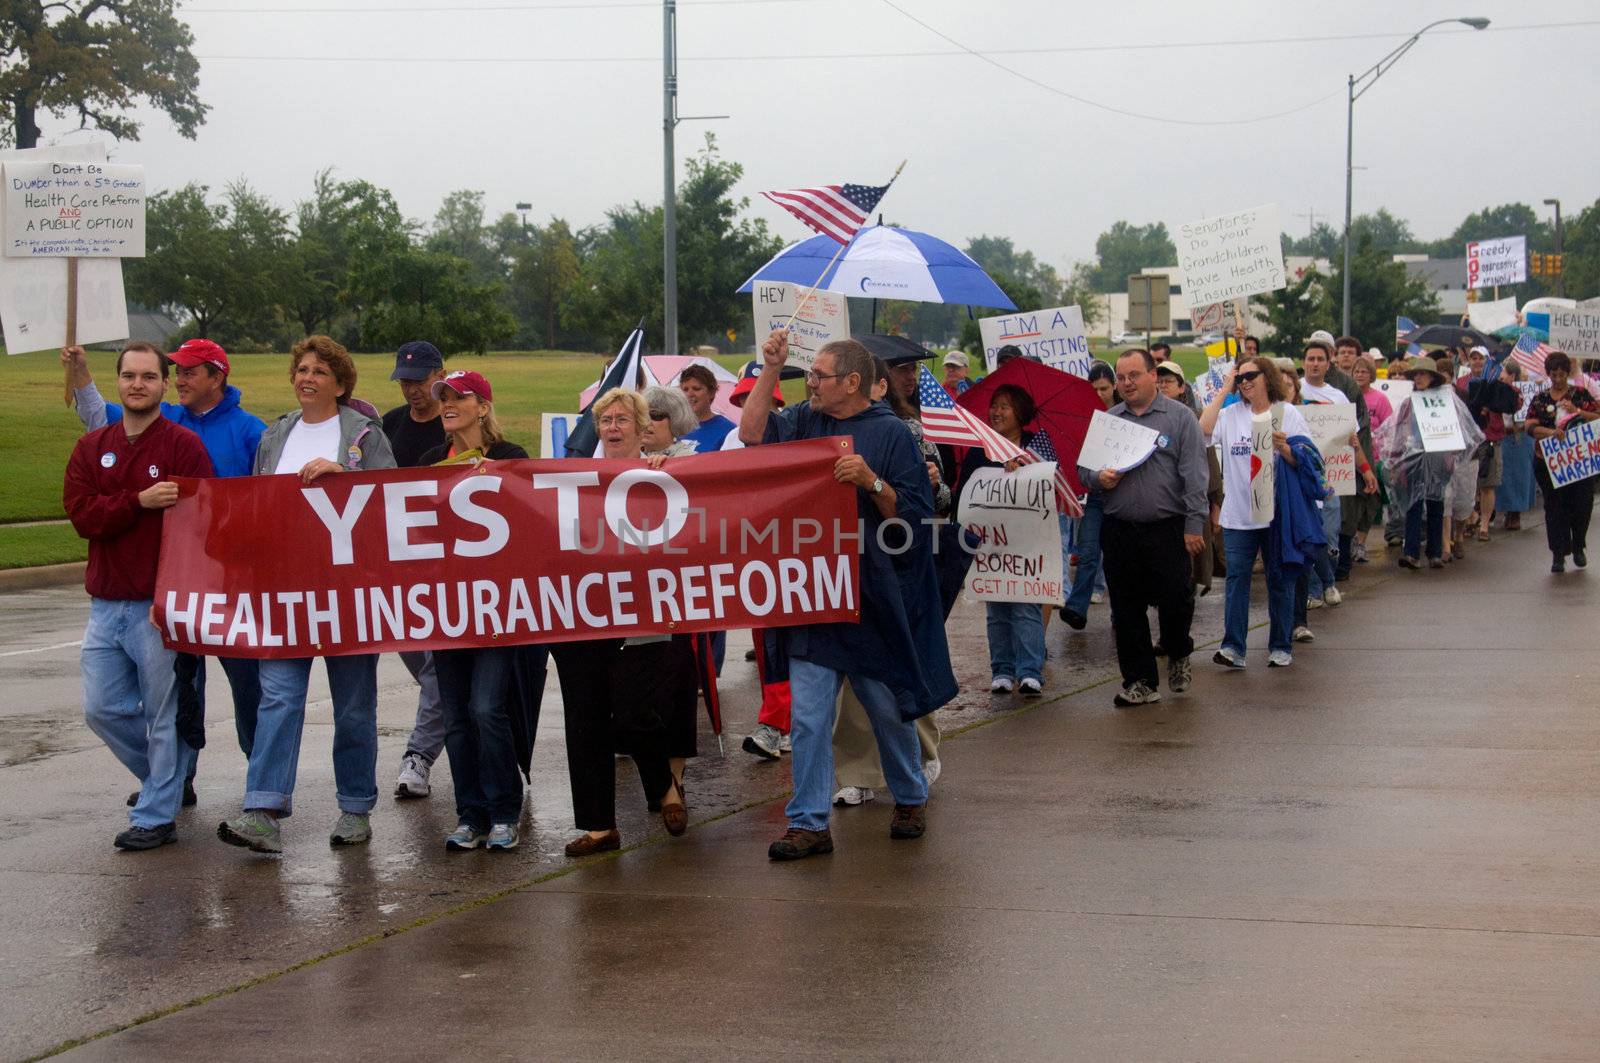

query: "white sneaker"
left=1306, top=595, right=1324, bottom=610
left=1292, top=625, right=1315, bottom=643
left=741, top=724, right=783, bottom=761
left=1090, top=591, right=1105, bottom=604
left=1323, top=585, right=1343, bottom=606
left=990, top=676, right=1015, bottom=693
left=1018, top=677, right=1043, bottom=698
left=778, top=732, right=792, bottom=754
left=833, top=786, right=875, bottom=806
left=394, top=753, right=431, bottom=799
left=923, top=759, right=942, bottom=787
left=485, top=823, right=520, bottom=851
left=1268, top=650, right=1294, bottom=667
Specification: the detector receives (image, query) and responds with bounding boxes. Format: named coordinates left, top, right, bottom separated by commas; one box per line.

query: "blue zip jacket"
left=1269, top=434, right=1328, bottom=578
left=76, top=382, right=267, bottom=479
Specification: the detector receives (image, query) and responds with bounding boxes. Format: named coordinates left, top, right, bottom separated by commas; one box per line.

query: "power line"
left=187, top=0, right=816, bottom=10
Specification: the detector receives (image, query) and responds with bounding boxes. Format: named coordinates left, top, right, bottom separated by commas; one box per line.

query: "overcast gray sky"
left=44, top=0, right=1600, bottom=271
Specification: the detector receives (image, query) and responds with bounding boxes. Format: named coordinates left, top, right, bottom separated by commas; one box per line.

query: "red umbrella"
left=690, top=632, right=724, bottom=754
left=957, top=360, right=1107, bottom=496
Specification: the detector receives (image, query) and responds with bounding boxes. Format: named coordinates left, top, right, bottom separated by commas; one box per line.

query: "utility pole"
left=662, top=0, right=678, bottom=356
left=1294, top=207, right=1322, bottom=238
left=1544, top=198, right=1564, bottom=299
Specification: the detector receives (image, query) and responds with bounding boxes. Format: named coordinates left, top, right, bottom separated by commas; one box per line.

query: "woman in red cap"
left=416, top=370, right=535, bottom=852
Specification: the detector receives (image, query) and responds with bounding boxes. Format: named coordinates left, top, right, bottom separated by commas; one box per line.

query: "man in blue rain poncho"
left=739, top=331, right=957, bottom=862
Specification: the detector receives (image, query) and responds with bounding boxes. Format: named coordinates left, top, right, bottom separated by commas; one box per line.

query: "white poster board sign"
left=958, top=462, right=1063, bottom=605
left=1076, top=409, right=1159, bottom=474
left=1548, top=306, right=1600, bottom=358
left=4, top=161, right=145, bottom=258
left=1513, top=380, right=1541, bottom=422
left=752, top=282, right=848, bottom=369
left=977, top=305, right=1091, bottom=375
left=1172, top=204, right=1286, bottom=307
left=1299, top=402, right=1358, bottom=496
left=1466, top=235, right=1526, bottom=289
left=1372, top=377, right=1413, bottom=407
left=1192, top=354, right=1235, bottom=408
left=540, top=412, right=583, bottom=458
left=1539, top=419, right=1600, bottom=488
left=1248, top=409, right=1277, bottom=524
left=0, top=143, right=129, bottom=354
left=1466, top=295, right=1519, bottom=336
left=1411, top=390, right=1466, bottom=452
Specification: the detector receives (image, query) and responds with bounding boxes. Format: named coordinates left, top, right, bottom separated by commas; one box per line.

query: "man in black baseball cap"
left=380, top=341, right=450, bottom=800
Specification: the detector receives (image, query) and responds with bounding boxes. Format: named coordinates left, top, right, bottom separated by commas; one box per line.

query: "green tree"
left=427, top=190, right=501, bottom=284
left=510, top=217, right=581, bottom=349
left=363, top=247, right=514, bottom=357
left=286, top=174, right=411, bottom=343
left=1561, top=197, right=1600, bottom=302
left=126, top=181, right=288, bottom=343
left=1346, top=208, right=1424, bottom=257
left=1256, top=267, right=1332, bottom=354
left=1090, top=221, right=1176, bottom=292
left=0, top=0, right=206, bottom=148
left=1328, top=235, right=1439, bottom=350
left=1283, top=221, right=1341, bottom=260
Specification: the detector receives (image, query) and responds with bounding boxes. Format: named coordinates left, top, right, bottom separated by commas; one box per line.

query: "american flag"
left=1396, top=316, right=1416, bottom=345
left=1508, top=333, right=1552, bottom=380
left=916, top=366, right=1083, bottom=517
left=761, top=183, right=888, bottom=245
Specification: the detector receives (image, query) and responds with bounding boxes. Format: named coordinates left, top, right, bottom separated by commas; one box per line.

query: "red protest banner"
left=154, top=438, right=861, bottom=658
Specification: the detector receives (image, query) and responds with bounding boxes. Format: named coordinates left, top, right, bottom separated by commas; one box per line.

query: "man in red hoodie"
left=63, top=343, right=214, bottom=850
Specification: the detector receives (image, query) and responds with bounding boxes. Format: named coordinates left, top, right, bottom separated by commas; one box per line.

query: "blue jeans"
left=785, top=658, right=927, bottom=831
left=193, top=655, right=262, bottom=756
left=436, top=647, right=521, bottom=830
left=1404, top=498, right=1445, bottom=560
left=247, top=654, right=379, bottom=817
left=399, top=651, right=444, bottom=763
left=985, top=601, right=1045, bottom=683
left=1064, top=494, right=1106, bottom=615
left=1305, top=498, right=1341, bottom=598
left=1222, top=528, right=1296, bottom=656
left=82, top=598, right=192, bottom=829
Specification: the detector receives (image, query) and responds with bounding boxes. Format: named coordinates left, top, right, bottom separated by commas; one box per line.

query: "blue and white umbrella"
left=737, top=225, right=1016, bottom=310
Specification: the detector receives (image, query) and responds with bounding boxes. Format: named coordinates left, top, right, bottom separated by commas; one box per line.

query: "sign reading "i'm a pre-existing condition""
left=4, top=160, right=145, bottom=257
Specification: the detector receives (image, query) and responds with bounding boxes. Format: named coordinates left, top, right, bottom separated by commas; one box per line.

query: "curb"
left=0, top=562, right=85, bottom=592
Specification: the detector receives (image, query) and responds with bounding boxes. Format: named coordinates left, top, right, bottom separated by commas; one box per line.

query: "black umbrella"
left=1401, top=323, right=1502, bottom=352
left=855, top=332, right=936, bottom=366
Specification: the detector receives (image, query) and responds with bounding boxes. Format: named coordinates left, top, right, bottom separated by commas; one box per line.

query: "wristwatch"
left=870, top=477, right=884, bottom=494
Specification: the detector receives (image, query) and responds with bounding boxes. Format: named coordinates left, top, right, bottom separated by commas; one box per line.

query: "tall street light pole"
left=1343, top=17, right=1489, bottom=336
left=1544, top=197, right=1564, bottom=298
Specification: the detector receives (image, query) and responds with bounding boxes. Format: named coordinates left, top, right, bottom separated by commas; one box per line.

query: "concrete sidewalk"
left=7, top=524, right=1599, bottom=1061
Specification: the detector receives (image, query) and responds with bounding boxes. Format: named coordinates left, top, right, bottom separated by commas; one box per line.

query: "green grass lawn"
left=0, top=522, right=87, bottom=569
left=0, top=347, right=799, bottom=527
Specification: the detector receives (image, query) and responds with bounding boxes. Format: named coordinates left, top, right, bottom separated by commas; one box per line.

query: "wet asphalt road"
left=4, top=526, right=1597, bottom=1060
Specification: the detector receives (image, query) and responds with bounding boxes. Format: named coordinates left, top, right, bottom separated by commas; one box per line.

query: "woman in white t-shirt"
left=1198, top=357, right=1311, bottom=669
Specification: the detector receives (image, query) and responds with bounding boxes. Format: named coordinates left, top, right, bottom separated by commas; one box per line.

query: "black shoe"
left=744, top=648, right=757, bottom=662
left=127, top=782, right=197, bottom=808
left=1152, top=643, right=1167, bottom=657
left=1574, top=550, right=1587, bottom=569
left=114, top=822, right=176, bottom=851
left=1059, top=607, right=1087, bottom=630
left=1398, top=556, right=1421, bottom=570
left=1552, top=556, right=1566, bottom=573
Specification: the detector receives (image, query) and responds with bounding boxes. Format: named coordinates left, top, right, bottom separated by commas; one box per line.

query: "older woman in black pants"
left=1526, top=351, right=1600, bottom=573
left=557, top=387, right=696, bottom=856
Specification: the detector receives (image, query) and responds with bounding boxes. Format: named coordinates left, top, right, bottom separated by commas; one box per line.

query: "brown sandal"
left=661, top=773, right=688, bottom=837
left=564, top=829, right=620, bottom=857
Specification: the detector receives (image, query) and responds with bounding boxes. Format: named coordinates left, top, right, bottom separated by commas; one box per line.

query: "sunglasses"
left=649, top=410, right=669, bottom=421
left=1236, top=370, right=1263, bottom=383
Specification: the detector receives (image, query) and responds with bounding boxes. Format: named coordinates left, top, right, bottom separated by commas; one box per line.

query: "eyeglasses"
left=804, top=370, right=847, bottom=385
left=1236, top=371, right=1263, bottom=383
left=597, top=415, right=635, bottom=428
left=649, top=410, right=669, bottom=421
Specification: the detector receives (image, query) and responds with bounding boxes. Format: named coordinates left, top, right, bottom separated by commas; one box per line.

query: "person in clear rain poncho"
left=1384, top=356, right=1484, bottom=569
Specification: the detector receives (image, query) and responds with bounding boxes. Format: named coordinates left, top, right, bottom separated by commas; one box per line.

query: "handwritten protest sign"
left=1248, top=408, right=1279, bottom=524
left=1539, top=419, right=1600, bottom=488
left=1466, top=235, right=1525, bottom=289
left=1300, top=403, right=1358, bottom=496
left=1076, top=409, right=1159, bottom=474
left=752, top=281, right=849, bottom=368
left=1192, top=354, right=1235, bottom=408
left=4, top=161, right=145, bottom=257
left=957, top=462, right=1063, bottom=605
left=977, top=305, right=1091, bottom=375
left=1172, top=204, right=1286, bottom=307
left=1513, top=380, right=1541, bottom=421
left=1411, top=391, right=1466, bottom=452
left=1373, top=377, right=1413, bottom=407
left=1548, top=306, right=1600, bottom=358
left=0, top=142, right=130, bottom=354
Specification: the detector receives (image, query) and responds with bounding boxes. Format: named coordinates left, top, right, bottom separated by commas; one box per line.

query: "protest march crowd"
left=58, top=314, right=1598, bottom=862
